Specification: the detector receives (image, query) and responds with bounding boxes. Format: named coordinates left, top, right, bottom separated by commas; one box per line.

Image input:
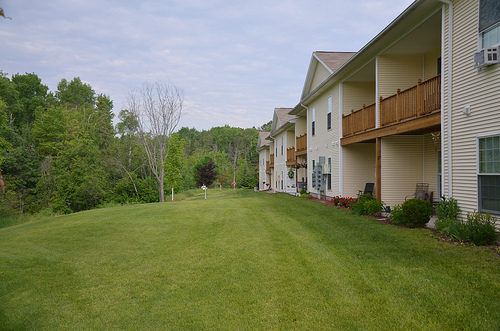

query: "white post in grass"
left=202, top=185, right=207, bottom=199
left=171, top=186, right=174, bottom=201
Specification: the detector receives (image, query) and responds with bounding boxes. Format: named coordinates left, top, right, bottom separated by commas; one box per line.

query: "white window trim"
left=327, top=96, right=332, bottom=131
left=476, top=132, right=500, bottom=214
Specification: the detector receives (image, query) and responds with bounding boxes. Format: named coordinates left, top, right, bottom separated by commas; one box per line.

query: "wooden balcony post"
left=416, top=79, right=422, bottom=117
left=362, top=104, right=367, bottom=131
left=396, top=89, right=401, bottom=123
left=379, top=96, right=383, bottom=127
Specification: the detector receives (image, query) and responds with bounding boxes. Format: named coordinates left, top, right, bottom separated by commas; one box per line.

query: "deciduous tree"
left=127, top=81, right=183, bottom=202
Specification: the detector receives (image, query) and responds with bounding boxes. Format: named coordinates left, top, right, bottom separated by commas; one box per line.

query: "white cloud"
left=2, top=0, right=414, bottom=130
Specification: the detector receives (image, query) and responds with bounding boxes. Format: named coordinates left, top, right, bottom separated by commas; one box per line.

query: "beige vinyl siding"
left=307, top=85, right=342, bottom=197
left=424, top=133, right=440, bottom=202
left=342, top=143, right=376, bottom=198
left=286, top=130, right=295, bottom=149
left=295, top=117, right=307, bottom=136
left=342, top=82, right=375, bottom=115
left=378, top=55, right=423, bottom=99
left=441, top=3, right=451, bottom=200
left=424, top=47, right=442, bottom=81
left=446, top=0, right=500, bottom=218
left=381, top=136, right=425, bottom=208
left=258, top=149, right=266, bottom=190
left=274, top=132, right=287, bottom=192
left=309, top=65, right=331, bottom=95
left=295, top=117, right=308, bottom=185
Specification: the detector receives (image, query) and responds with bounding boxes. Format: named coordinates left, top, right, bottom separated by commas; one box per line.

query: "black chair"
left=357, top=183, right=374, bottom=198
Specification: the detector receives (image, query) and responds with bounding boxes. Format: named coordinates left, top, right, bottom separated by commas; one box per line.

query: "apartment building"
left=259, top=0, right=500, bottom=219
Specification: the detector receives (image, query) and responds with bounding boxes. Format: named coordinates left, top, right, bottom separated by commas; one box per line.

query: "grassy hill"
left=1, top=190, right=499, bottom=330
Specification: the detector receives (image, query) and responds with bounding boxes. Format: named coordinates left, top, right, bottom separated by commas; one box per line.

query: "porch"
left=341, top=75, right=441, bottom=143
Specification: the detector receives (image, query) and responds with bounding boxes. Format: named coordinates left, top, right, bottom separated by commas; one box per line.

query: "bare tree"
left=127, top=81, right=183, bottom=202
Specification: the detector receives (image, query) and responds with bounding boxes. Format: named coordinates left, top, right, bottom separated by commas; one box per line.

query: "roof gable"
left=257, top=131, right=272, bottom=151
left=270, top=108, right=295, bottom=134
left=301, top=51, right=356, bottom=99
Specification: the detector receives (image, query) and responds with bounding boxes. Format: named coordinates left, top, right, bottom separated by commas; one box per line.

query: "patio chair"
left=357, top=183, right=374, bottom=198
left=405, top=183, right=429, bottom=201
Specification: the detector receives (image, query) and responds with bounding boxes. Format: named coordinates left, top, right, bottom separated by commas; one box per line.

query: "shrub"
left=400, top=198, right=433, bottom=228
left=352, top=194, right=383, bottom=215
left=434, top=217, right=455, bottom=235
left=300, top=193, right=313, bottom=199
left=389, top=204, right=404, bottom=224
left=435, top=197, right=461, bottom=221
left=364, top=199, right=385, bottom=215
left=332, top=196, right=341, bottom=206
left=455, top=211, right=497, bottom=246
left=300, top=189, right=308, bottom=195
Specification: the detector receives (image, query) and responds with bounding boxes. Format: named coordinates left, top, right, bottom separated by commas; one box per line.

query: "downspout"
left=440, top=0, right=453, bottom=198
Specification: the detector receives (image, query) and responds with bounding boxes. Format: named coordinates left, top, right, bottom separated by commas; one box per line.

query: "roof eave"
left=300, top=0, right=431, bottom=106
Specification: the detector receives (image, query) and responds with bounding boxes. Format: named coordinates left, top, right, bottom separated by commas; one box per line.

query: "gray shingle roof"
left=275, top=108, right=296, bottom=127
left=314, top=51, right=356, bottom=73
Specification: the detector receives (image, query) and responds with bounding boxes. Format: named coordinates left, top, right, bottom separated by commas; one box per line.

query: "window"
left=281, top=137, right=284, bottom=155
left=312, top=107, right=316, bottom=136
left=479, top=0, right=500, bottom=47
left=327, top=96, right=332, bottom=130
left=312, top=159, right=316, bottom=171
left=478, top=135, right=500, bottom=213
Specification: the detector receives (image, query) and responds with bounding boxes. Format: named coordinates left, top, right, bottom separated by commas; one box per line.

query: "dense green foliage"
left=390, top=198, right=433, bottom=228
left=437, top=211, right=498, bottom=246
left=1, top=191, right=499, bottom=329
left=435, top=196, right=461, bottom=221
left=352, top=193, right=384, bottom=216
left=0, top=71, right=260, bottom=215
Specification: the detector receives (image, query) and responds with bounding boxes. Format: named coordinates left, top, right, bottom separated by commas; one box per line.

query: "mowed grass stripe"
left=0, top=190, right=499, bottom=330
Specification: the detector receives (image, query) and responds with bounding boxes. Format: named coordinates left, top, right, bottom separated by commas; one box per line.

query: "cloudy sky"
left=1, top=0, right=415, bottom=130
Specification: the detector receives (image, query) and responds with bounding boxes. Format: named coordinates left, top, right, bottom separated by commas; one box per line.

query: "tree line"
left=0, top=71, right=261, bottom=216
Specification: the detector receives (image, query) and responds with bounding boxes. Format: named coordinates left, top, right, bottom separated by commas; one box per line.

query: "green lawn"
left=1, top=190, right=499, bottom=330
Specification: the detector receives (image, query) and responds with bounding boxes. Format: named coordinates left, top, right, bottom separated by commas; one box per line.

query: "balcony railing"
left=270, top=154, right=274, bottom=167
left=380, top=75, right=441, bottom=126
left=342, top=75, right=441, bottom=137
left=296, top=134, right=307, bottom=155
left=286, top=147, right=296, bottom=166
left=342, top=103, right=376, bottom=136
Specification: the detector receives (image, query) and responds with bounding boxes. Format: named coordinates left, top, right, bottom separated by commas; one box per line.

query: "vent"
left=474, top=46, right=500, bottom=68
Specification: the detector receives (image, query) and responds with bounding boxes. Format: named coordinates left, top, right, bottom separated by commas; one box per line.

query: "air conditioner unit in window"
left=474, top=46, right=500, bottom=68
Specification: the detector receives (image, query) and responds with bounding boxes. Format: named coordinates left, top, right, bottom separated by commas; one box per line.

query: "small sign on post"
left=201, top=185, right=207, bottom=199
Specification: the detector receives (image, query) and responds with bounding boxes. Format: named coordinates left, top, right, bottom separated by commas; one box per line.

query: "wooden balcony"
left=342, top=75, right=441, bottom=140
left=296, top=134, right=307, bottom=156
left=380, top=75, right=441, bottom=126
left=266, top=161, right=270, bottom=173
left=286, top=147, right=296, bottom=166
left=342, top=103, right=376, bottom=136
left=269, top=154, right=274, bottom=167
